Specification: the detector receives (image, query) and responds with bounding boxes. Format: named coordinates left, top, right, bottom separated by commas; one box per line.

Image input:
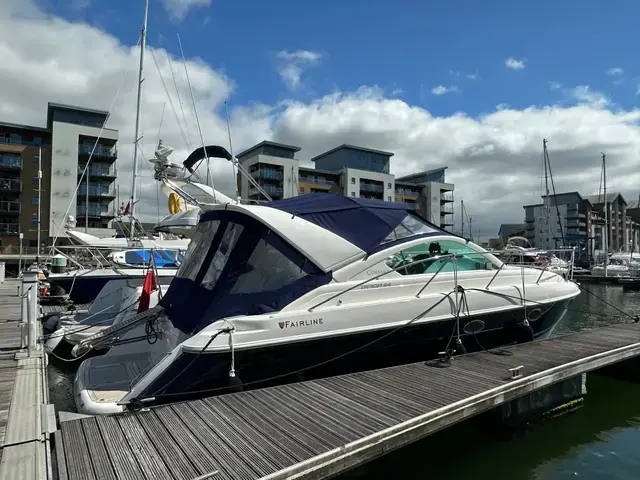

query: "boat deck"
left=0, top=278, right=50, bottom=480
left=55, top=321, right=640, bottom=480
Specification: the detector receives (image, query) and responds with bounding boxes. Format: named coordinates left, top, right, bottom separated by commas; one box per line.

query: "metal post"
left=18, top=232, right=23, bottom=276
left=21, top=271, right=38, bottom=356
left=37, top=146, right=42, bottom=269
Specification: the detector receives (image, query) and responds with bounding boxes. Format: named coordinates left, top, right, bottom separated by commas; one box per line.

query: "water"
left=48, top=284, right=640, bottom=478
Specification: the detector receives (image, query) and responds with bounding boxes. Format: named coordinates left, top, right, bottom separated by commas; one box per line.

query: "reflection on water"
left=48, top=284, right=640, bottom=479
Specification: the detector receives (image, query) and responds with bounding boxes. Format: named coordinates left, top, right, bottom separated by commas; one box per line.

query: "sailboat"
left=48, top=0, right=187, bottom=303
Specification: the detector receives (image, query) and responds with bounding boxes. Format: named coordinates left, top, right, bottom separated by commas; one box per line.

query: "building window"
left=350, top=178, right=355, bottom=184
left=388, top=196, right=392, bottom=201
left=351, top=192, right=355, bottom=197
left=299, top=187, right=305, bottom=194
left=31, top=198, right=39, bottom=205
left=32, top=155, right=39, bottom=163
left=387, top=183, right=391, bottom=189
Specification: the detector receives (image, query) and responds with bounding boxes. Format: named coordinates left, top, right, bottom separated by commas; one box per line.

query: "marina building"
left=236, top=141, right=455, bottom=229
left=0, top=102, right=118, bottom=249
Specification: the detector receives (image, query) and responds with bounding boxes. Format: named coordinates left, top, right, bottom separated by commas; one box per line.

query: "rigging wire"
left=166, top=51, right=193, bottom=151
left=51, top=35, right=142, bottom=248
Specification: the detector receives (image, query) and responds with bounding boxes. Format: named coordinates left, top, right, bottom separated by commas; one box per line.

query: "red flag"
left=137, top=267, right=157, bottom=313
left=123, top=202, right=131, bottom=216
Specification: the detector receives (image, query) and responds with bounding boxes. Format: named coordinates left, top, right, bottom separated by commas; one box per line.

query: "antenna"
left=177, top=33, right=216, bottom=202
left=224, top=102, right=239, bottom=200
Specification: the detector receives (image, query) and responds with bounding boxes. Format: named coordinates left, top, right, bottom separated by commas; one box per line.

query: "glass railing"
left=299, top=176, right=335, bottom=186
left=78, top=185, right=115, bottom=197
left=0, top=178, right=21, bottom=191
left=441, top=205, right=454, bottom=214
left=250, top=185, right=284, bottom=196
left=395, top=188, right=421, bottom=196
left=78, top=144, right=117, bottom=158
left=0, top=223, right=19, bottom=235
left=252, top=169, right=283, bottom=181
left=78, top=164, right=116, bottom=177
left=77, top=205, right=113, bottom=217
left=360, top=183, right=384, bottom=193
left=0, top=201, right=20, bottom=213
left=0, top=155, right=22, bottom=169
left=0, top=137, right=45, bottom=147
left=440, top=192, right=453, bottom=201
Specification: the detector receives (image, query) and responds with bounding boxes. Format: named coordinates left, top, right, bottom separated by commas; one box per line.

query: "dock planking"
left=0, top=278, right=49, bottom=480
left=55, top=321, right=640, bottom=480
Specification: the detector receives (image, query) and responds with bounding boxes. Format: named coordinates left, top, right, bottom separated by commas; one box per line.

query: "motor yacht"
left=71, top=193, right=580, bottom=415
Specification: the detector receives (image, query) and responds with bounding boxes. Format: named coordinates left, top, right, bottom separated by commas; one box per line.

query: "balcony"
left=251, top=169, right=283, bottom=181
left=78, top=164, right=117, bottom=179
left=0, top=136, right=46, bottom=147
left=0, top=201, right=20, bottom=214
left=395, top=188, right=420, bottom=196
left=249, top=185, right=283, bottom=198
left=77, top=205, right=115, bottom=218
left=78, top=185, right=116, bottom=198
left=441, top=205, right=454, bottom=214
left=300, top=176, right=335, bottom=186
left=78, top=144, right=117, bottom=160
left=0, top=178, right=21, bottom=193
left=360, top=183, right=384, bottom=193
left=440, top=191, right=453, bottom=202
left=0, top=154, right=22, bottom=170
left=0, top=223, right=19, bottom=236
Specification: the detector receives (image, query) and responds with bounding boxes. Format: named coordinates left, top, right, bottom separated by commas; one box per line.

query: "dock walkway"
left=0, top=278, right=50, bottom=480
left=56, top=321, right=640, bottom=480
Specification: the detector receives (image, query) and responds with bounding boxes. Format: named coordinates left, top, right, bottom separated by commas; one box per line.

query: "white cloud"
left=450, top=69, right=479, bottom=80
left=505, top=57, right=526, bottom=70
left=570, top=85, right=610, bottom=109
left=275, top=50, right=322, bottom=91
left=71, top=0, right=91, bottom=11
left=5, top=3, right=640, bottom=239
left=431, top=85, right=458, bottom=96
left=160, top=0, right=211, bottom=20
left=606, top=67, right=624, bottom=76
left=548, top=81, right=562, bottom=90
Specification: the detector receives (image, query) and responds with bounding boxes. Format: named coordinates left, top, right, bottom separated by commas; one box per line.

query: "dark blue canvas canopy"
left=160, top=209, right=331, bottom=333
left=265, top=193, right=446, bottom=253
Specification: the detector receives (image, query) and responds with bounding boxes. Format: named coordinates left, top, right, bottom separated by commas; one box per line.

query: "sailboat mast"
left=460, top=199, right=464, bottom=238
left=602, top=153, right=608, bottom=277
left=129, top=0, right=148, bottom=241
left=543, top=139, right=551, bottom=249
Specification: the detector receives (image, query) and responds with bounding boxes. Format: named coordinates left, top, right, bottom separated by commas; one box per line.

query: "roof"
left=0, top=120, right=50, bottom=134
left=310, top=144, right=394, bottom=162
left=265, top=192, right=445, bottom=255
left=236, top=140, right=301, bottom=159
left=628, top=200, right=640, bottom=210
left=396, top=167, right=448, bottom=183
left=298, top=166, right=341, bottom=176
left=46, top=102, right=110, bottom=129
left=584, top=192, right=627, bottom=206
left=523, top=203, right=544, bottom=209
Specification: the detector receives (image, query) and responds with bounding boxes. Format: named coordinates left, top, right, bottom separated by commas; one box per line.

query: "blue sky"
left=43, top=0, right=640, bottom=115
left=6, top=0, right=640, bottom=236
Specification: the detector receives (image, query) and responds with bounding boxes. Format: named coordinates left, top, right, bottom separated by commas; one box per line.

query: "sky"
left=3, top=0, right=640, bottom=241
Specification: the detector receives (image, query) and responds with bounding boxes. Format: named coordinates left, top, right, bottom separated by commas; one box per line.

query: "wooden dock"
left=55, top=321, right=640, bottom=480
left=0, top=277, right=51, bottom=480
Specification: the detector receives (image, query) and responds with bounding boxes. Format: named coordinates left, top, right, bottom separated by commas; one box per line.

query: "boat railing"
left=308, top=247, right=576, bottom=313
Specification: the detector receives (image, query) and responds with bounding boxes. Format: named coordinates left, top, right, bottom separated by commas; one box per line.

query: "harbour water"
left=48, top=284, right=640, bottom=479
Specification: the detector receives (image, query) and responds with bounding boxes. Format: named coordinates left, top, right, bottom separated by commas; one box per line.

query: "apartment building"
left=236, top=141, right=456, bottom=229
left=523, top=191, right=639, bottom=254
left=0, top=102, right=118, bottom=248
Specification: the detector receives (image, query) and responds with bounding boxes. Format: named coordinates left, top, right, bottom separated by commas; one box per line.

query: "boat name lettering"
left=361, top=282, right=392, bottom=290
left=366, top=270, right=387, bottom=275
left=279, top=318, right=324, bottom=329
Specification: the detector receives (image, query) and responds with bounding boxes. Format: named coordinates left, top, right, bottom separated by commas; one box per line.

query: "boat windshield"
left=160, top=211, right=332, bottom=333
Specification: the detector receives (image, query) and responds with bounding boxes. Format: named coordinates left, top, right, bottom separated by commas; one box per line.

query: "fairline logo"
left=278, top=318, right=324, bottom=329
